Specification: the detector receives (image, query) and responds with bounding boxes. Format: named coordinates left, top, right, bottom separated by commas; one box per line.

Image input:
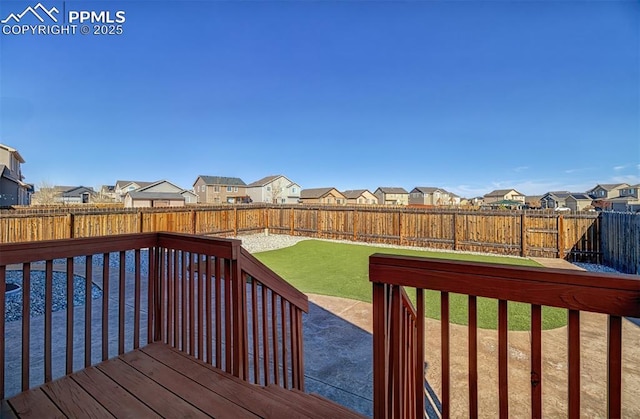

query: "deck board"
left=41, top=376, right=113, bottom=418
left=119, top=350, right=258, bottom=419
left=6, top=389, right=65, bottom=419
left=70, top=367, right=160, bottom=419
left=96, top=358, right=209, bottom=418
left=2, top=342, right=366, bottom=419
left=140, top=344, right=297, bottom=418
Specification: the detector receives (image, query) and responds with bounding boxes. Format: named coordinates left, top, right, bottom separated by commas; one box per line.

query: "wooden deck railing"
left=370, top=254, right=640, bottom=419
left=0, top=232, right=308, bottom=399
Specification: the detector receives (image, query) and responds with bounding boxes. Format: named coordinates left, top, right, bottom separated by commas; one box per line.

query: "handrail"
left=370, top=254, right=640, bottom=316
left=0, top=233, right=158, bottom=265
left=370, top=254, right=640, bottom=418
left=0, top=232, right=308, bottom=399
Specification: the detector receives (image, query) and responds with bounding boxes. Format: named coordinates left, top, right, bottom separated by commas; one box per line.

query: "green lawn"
left=255, top=240, right=567, bottom=330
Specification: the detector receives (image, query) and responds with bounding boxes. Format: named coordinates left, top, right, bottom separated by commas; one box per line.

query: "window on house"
left=227, top=186, right=232, bottom=192
left=266, top=186, right=271, bottom=191
left=214, top=186, right=220, bottom=192
left=292, top=187, right=296, bottom=193
left=234, top=187, right=238, bottom=192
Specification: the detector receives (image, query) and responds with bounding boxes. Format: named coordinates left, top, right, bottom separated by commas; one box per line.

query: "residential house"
left=99, top=185, right=118, bottom=202
left=342, top=189, right=377, bottom=205
left=299, top=188, right=346, bottom=205
left=409, top=187, right=450, bottom=206
left=565, top=194, right=594, bottom=212
left=469, top=197, right=484, bottom=207
left=0, top=143, right=30, bottom=206
left=123, top=180, right=187, bottom=208
left=193, top=176, right=248, bottom=204
left=114, top=180, right=155, bottom=202
left=587, top=183, right=629, bottom=200
left=609, top=185, right=640, bottom=212
left=246, top=175, right=301, bottom=204
left=540, top=191, right=571, bottom=209
left=374, top=187, right=409, bottom=206
left=59, top=186, right=96, bottom=204
left=483, top=189, right=526, bottom=205
left=587, top=183, right=630, bottom=211
left=181, top=190, right=198, bottom=204
left=448, top=193, right=461, bottom=206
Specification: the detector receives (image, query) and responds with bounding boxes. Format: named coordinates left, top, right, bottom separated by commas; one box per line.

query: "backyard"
left=254, top=239, right=567, bottom=330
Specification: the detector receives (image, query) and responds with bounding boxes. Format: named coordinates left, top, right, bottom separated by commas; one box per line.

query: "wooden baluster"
left=498, top=300, right=508, bottom=419
left=568, top=310, right=580, bottom=419
left=469, top=295, right=478, bottom=418
left=531, top=304, right=542, bottom=418
left=441, top=291, right=450, bottom=419
left=608, top=315, right=622, bottom=418
left=85, top=256, right=93, bottom=367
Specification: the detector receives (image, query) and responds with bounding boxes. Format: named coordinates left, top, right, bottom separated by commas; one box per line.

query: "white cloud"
left=611, top=174, right=640, bottom=185
left=514, top=166, right=529, bottom=173
left=613, top=165, right=627, bottom=171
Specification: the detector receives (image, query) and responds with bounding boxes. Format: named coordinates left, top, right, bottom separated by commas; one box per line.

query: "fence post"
left=138, top=211, right=144, bottom=233
left=453, top=212, right=459, bottom=251
left=191, top=210, right=197, bottom=234
left=557, top=215, right=565, bottom=259
left=233, top=207, right=238, bottom=236
left=67, top=213, right=74, bottom=238
left=521, top=212, right=527, bottom=257
left=399, top=210, right=404, bottom=245
left=290, top=207, right=295, bottom=236
left=353, top=209, right=358, bottom=242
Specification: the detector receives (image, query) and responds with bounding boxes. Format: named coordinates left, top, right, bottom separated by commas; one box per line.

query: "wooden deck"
left=1, top=343, right=365, bottom=419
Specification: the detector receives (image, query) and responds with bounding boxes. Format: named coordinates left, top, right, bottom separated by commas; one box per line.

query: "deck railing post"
left=372, top=282, right=388, bottom=418
left=231, top=254, right=247, bottom=380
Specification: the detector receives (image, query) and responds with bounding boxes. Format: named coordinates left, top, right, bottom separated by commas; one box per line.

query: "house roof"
left=115, top=180, right=154, bottom=190
left=197, top=176, right=246, bottom=186
left=543, top=191, right=572, bottom=199
left=101, top=185, right=115, bottom=192
left=376, top=187, right=409, bottom=194
left=135, top=180, right=184, bottom=193
left=588, top=183, right=629, bottom=192
left=0, top=144, right=25, bottom=163
left=568, top=193, right=592, bottom=200
left=61, top=186, right=95, bottom=197
left=342, top=189, right=373, bottom=199
left=485, top=189, right=523, bottom=197
left=300, top=187, right=340, bottom=199
left=127, top=191, right=185, bottom=200
left=246, top=175, right=285, bottom=187
left=411, top=187, right=443, bottom=194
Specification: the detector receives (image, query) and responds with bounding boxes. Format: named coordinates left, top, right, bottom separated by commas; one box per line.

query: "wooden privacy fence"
left=0, top=205, right=604, bottom=260
left=600, top=212, right=640, bottom=274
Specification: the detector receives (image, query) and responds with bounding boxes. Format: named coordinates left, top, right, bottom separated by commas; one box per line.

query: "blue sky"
left=1, top=0, right=638, bottom=197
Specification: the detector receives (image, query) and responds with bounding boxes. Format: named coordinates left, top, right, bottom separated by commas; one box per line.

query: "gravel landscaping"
left=4, top=270, right=102, bottom=322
